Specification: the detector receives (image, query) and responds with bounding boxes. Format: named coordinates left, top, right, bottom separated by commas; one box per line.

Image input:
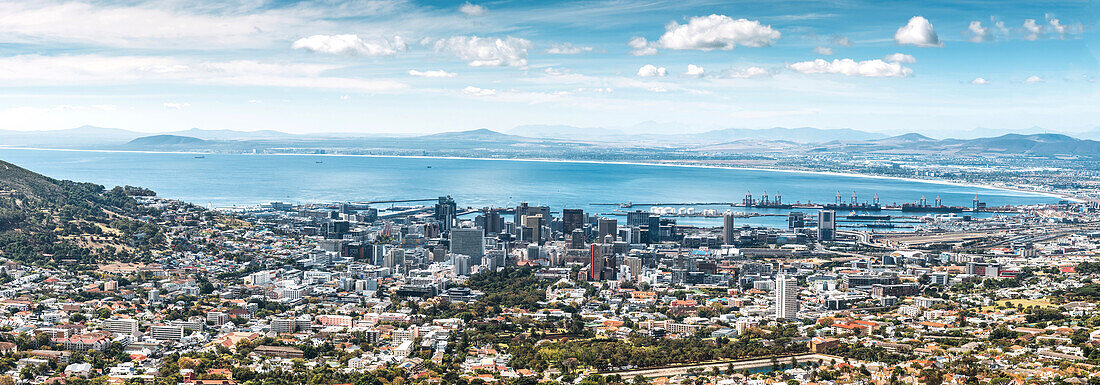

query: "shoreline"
left=0, top=145, right=1075, bottom=203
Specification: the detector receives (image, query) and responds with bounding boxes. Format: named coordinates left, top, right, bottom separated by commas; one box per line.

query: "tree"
left=921, top=369, right=943, bottom=385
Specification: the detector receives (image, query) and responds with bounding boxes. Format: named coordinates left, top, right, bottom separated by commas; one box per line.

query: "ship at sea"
left=898, top=195, right=966, bottom=213
left=741, top=191, right=793, bottom=209
left=845, top=213, right=891, bottom=220
left=823, top=191, right=882, bottom=211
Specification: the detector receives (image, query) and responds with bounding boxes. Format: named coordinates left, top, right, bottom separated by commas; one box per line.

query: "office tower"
left=597, top=218, right=617, bottom=242
left=514, top=203, right=551, bottom=229
left=370, top=244, right=387, bottom=266
left=527, top=244, right=541, bottom=261
left=570, top=229, right=585, bottom=249
left=626, top=210, right=650, bottom=227
left=624, top=256, right=642, bottom=280
left=562, top=208, right=585, bottom=234
left=817, top=210, right=836, bottom=241
left=485, top=208, right=503, bottom=235
left=384, top=248, right=405, bottom=272
left=522, top=215, right=543, bottom=244
left=774, top=274, right=799, bottom=320
left=435, top=196, right=457, bottom=232
left=588, top=244, right=605, bottom=281
left=450, top=228, right=485, bottom=265
left=452, top=254, right=471, bottom=276
left=788, top=212, right=806, bottom=229
left=723, top=213, right=736, bottom=245
left=647, top=215, right=661, bottom=243
left=485, top=249, right=505, bottom=270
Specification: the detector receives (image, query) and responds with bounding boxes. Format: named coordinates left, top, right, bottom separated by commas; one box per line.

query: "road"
left=598, top=354, right=865, bottom=378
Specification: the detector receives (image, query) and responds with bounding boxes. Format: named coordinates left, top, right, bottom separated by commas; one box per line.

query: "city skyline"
left=0, top=0, right=1095, bottom=135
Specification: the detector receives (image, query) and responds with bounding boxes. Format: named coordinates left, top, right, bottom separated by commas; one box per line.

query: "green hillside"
left=0, top=160, right=163, bottom=268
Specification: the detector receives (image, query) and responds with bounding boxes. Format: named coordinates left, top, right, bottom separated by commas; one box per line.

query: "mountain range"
left=2, top=125, right=1099, bottom=158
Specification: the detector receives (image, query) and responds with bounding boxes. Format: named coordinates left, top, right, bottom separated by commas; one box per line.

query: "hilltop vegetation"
left=0, top=160, right=163, bottom=268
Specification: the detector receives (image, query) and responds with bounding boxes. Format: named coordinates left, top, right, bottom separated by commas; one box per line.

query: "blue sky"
left=0, top=0, right=1095, bottom=136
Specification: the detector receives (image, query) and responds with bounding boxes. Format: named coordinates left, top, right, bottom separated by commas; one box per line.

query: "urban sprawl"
left=3, top=193, right=1100, bottom=385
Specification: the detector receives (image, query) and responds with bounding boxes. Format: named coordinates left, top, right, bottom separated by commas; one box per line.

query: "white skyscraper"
left=774, top=274, right=799, bottom=320
left=723, top=213, right=736, bottom=245
left=452, top=254, right=471, bottom=276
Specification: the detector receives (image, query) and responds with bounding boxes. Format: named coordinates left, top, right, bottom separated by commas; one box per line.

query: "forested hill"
left=0, top=160, right=164, bottom=268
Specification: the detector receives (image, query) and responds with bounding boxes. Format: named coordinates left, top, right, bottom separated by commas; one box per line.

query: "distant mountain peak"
left=420, top=128, right=524, bottom=141
left=127, top=134, right=206, bottom=146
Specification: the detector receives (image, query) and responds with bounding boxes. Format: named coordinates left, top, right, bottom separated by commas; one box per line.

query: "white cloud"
left=462, top=86, right=496, bottom=96
left=967, top=21, right=988, bottom=42
left=970, top=77, right=989, bottom=85
left=163, top=102, right=190, bottom=109
left=248, top=99, right=262, bottom=103
left=831, top=36, right=852, bottom=46
left=656, top=14, right=780, bottom=50
left=458, top=2, right=486, bottom=16
left=292, top=34, right=406, bottom=56
left=546, top=43, right=594, bottom=55
left=1048, top=18, right=1066, bottom=38
left=434, top=36, right=532, bottom=67
left=1024, top=75, right=1043, bottom=83
left=725, top=67, right=771, bottom=78
left=0, top=1, right=306, bottom=48
left=408, top=69, right=457, bottom=78
left=994, top=20, right=1009, bottom=37
left=883, top=53, right=916, bottom=63
left=637, top=64, right=667, bottom=77
left=684, top=65, right=705, bottom=77
left=788, top=58, right=913, bottom=78
left=813, top=46, right=833, bottom=55
left=894, top=16, right=942, bottom=47
left=0, top=54, right=407, bottom=92
left=1023, top=19, right=1042, bottom=40
left=543, top=67, right=568, bottom=76
left=628, top=37, right=657, bottom=56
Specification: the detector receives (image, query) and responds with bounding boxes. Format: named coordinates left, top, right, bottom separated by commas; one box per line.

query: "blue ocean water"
left=0, top=148, right=1058, bottom=228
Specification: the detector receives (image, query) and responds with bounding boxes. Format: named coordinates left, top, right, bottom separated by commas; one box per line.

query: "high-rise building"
left=522, top=215, right=543, bottom=244
left=722, top=213, right=736, bottom=245
left=626, top=210, right=650, bottom=227
left=450, top=228, right=485, bottom=265
left=384, top=248, right=405, bottom=273
left=597, top=218, right=617, bottom=242
left=774, top=274, right=799, bottom=320
left=647, top=215, right=661, bottom=243
left=514, top=203, right=550, bottom=230
left=588, top=244, right=605, bottom=281
left=484, top=208, right=503, bottom=235
left=624, top=256, right=642, bottom=280
left=452, top=254, right=471, bottom=276
left=435, top=196, right=457, bottom=232
left=788, top=212, right=806, bottom=229
left=570, top=229, right=585, bottom=249
left=562, top=208, right=585, bottom=235
left=817, top=210, right=836, bottom=241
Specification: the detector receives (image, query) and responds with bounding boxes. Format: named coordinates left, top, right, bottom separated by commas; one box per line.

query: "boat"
left=194, top=155, right=205, bottom=159
left=427, top=166, right=432, bottom=168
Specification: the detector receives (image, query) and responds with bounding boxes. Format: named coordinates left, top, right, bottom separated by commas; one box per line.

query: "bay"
left=0, top=148, right=1059, bottom=228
